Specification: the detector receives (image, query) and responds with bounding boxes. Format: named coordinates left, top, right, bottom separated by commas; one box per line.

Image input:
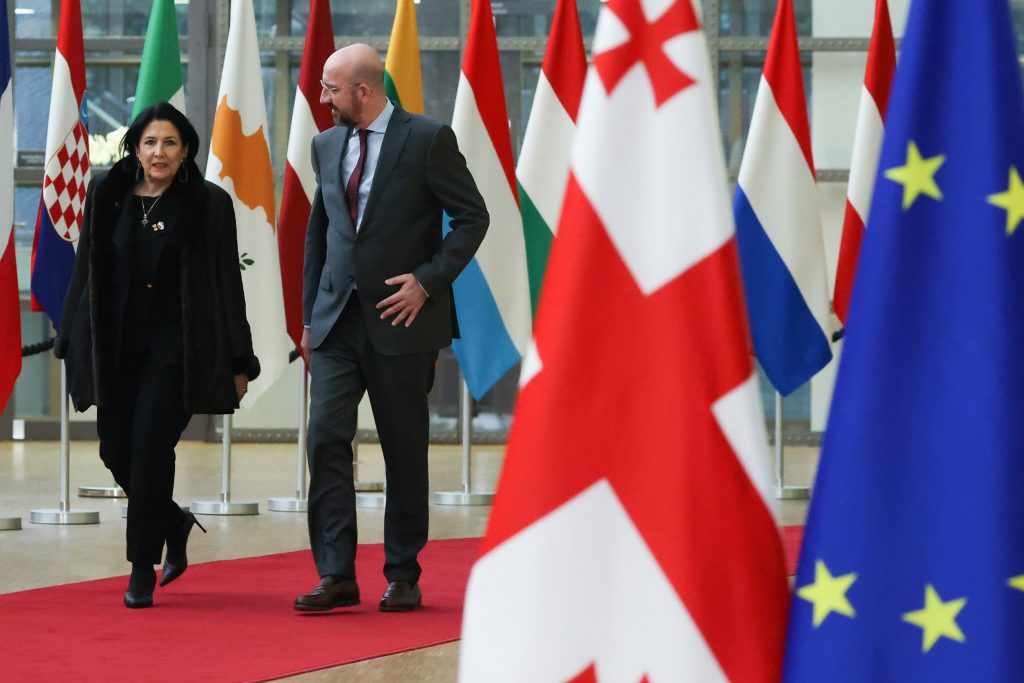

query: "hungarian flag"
left=0, top=0, right=21, bottom=413
left=832, top=0, right=895, bottom=325
left=449, top=0, right=531, bottom=400
left=459, top=0, right=789, bottom=680
left=29, top=0, right=89, bottom=330
left=384, top=0, right=424, bottom=114
left=733, top=0, right=833, bottom=396
left=131, top=0, right=185, bottom=118
left=516, top=0, right=586, bottom=315
left=278, top=0, right=335, bottom=351
left=206, top=0, right=291, bottom=404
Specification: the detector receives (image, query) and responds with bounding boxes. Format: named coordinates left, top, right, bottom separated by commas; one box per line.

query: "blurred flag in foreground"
left=460, top=0, right=788, bottom=680
left=0, top=0, right=21, bottom=412
left=785, top=0, right=1024, bottom=679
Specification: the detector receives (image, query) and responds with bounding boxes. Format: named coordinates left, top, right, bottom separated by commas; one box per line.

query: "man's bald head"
left=320, top=43, right=388, bottom=128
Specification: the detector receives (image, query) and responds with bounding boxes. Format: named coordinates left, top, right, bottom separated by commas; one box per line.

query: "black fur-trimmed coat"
left=54, top=158, right=260, bottom=414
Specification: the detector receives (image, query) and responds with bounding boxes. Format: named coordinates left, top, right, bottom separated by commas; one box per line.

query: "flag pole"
left=269, top=361, right=309, bottom=512
left=433, top=375, right=493, bottom=506
left=773, top=391, right=809, bottom=499
left=192, top=414, right=259, bottom=515
left=30, top=361, right=99, bottom=524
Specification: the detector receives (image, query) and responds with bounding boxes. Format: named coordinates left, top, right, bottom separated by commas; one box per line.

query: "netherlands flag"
left=833, top=0, right=896, bottom=325
left=449, top=0, right=532, bottom=401
left=733, top=0, right=833, bottom=396
left=30, top=0, right=89, bottom=331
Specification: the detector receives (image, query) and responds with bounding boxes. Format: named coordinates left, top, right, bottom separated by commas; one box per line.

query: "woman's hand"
left=234, top=373, right=248, bottom=402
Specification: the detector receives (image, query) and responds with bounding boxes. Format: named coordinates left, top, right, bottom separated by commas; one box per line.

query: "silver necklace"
left=139, top=192, right=165, bottom=226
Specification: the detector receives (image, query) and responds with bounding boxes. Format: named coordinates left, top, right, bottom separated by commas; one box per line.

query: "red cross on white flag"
left=459, top=0, right=789, bottom=680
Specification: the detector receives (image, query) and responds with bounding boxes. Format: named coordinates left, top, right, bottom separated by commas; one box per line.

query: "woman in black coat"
left=55, top=102, right=260, bottom=608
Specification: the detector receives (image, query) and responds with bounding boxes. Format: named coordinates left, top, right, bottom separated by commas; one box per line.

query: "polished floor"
left=0, top=438, right=817, bottom=681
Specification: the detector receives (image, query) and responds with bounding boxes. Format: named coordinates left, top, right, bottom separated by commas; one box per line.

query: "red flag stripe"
left=295, top=0, right=336, bottom=131
left=541, top=0, right=587, bottom=122
left=0, top=233, right=20, bottom=413
left=58, top=0, right=86, bottom=105
left=833, top=200, right=864, bottom=324
left=763, top=0, right=815, bottom=175
left=462, top=0, right=518, bottom=202
left=863, top=0, right=896, bottom=117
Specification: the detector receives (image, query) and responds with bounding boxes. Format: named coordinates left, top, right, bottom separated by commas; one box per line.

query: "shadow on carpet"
left=0, top=538, right=478, bottom=682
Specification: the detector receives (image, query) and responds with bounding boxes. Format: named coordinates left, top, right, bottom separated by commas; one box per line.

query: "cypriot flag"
left=206, top=0, right=290, bottom=405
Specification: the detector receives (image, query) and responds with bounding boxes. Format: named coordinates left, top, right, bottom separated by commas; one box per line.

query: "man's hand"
left=377, top=274, right=427, bottom=327
left=301, top=328, right=312, bottom=368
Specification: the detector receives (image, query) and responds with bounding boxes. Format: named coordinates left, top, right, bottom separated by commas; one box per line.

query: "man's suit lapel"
left=359, top=105, right=411, bottom=232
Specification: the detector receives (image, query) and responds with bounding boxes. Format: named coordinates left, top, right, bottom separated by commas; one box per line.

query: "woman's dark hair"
left=119, top=101, right=201, bottom=178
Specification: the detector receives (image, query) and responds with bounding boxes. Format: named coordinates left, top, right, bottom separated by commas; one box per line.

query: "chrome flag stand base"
left=31, top=365, right=100, bottom=525
left=269, top=364, right=309, bottom=513
left=0, top=516, right=22, bottom=531
left=78, top=484, right=126, bottom=498
left=354, top=439, right=386, bottom=507
left=433, top=379, right=493, bottom=507
left=773, top=393, right=809, bottom=501
left=356, top=490, right=386, bottom=508
left=192, top=415, right=259, bottom=516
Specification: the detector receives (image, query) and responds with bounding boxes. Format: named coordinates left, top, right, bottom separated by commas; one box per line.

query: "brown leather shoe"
left=294, top=576, right=360, bottom=612
left=379, top=580, right=422, bottom=612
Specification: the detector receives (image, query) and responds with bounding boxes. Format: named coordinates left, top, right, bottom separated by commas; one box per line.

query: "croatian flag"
left=832, top=0, right=895, bottom=325
left=449, top=0, right=532, bottom=401
left=460, top=0, right=788, bottom=679
left=278, top=0, right=335, bottom=351
left=0, top=0, right=22, bottom=413
left=733, top=0, right=833, bottom=396
left=30, top=0, right=89, bottom=331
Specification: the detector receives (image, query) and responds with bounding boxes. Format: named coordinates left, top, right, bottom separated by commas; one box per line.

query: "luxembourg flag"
left=450, top=0, right=532, bottom=401
left=30, top=0, right=89, bottom=331
left=733, top=0, right=833, bottom=396
left=832, top=0, right=895, bottom=325
left=0, top=0, right=21, bottom=413
left=278, top=0, right=335, bottom=351
left=516, top=0, right=587, bottom=315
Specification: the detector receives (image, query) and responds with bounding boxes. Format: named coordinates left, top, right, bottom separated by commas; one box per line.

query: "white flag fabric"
left=206, top=0, right=291, bottom=406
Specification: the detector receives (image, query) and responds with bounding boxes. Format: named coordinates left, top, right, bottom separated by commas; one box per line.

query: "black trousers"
left=96, top=352, right=190, bottom=565
left=307, top=295, right=437, bottom=584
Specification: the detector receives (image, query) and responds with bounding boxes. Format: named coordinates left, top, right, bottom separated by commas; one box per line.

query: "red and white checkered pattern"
left=42, top=120, right=90, bottom=242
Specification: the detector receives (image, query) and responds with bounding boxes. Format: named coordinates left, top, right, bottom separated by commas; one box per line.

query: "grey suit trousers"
left=306, top=295, right=437, bottom=584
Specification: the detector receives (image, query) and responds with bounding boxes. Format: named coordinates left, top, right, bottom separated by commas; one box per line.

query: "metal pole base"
left=432, top=491, right=494, bottom=506
left=268, top=497, right=308, bottom=512
left=78, top=485, right=127, bottom=498
left=356, top=492, right=386, bottom=508
left=122, top=505, right=128, bottom=518
left=30, top=509, right=100, bottom=525
left=354, top=480, right=385, bottom=493
left=0, top=516, right=22, bottom=531
left=774, top=485, right=810, bottom=500
left=190, top=500, right=259, bottom=515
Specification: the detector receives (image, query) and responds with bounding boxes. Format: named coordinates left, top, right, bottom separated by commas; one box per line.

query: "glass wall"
left=8, top=0, right=1024, bottom=440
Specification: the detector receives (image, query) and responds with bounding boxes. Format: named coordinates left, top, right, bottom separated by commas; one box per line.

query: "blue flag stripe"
left=733, top=187, right=832, bottom=396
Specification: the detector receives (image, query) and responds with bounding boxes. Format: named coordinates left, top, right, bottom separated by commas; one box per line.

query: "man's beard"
left=334, top=92, right=362, bottom=128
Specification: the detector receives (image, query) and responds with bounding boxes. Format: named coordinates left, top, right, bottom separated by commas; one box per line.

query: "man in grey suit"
left=294, top=44, right=488, bottom=612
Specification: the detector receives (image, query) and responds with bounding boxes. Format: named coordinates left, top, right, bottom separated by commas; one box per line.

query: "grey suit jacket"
left=302, top=104, right=489, bottom=355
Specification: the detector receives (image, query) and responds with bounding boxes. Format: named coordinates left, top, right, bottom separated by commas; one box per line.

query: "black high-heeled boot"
left=124, top=563, right=156, bottom=608
left=160, top=508, right=207, bottom=587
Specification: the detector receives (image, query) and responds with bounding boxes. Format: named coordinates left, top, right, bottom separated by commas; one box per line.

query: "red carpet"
left=0, top=538, right=478, bottom=682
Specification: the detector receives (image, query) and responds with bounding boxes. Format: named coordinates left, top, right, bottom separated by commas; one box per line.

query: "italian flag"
left=516, top=0, right=587, bottom=315
left=384, top=0, right=424, bottom=114
left=132, top=0, right=184, bottom=117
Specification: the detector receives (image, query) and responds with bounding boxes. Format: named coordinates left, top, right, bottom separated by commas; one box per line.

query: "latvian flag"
left=733, top=0, right=833, bottom=396
left=460, top=0, right=789, bottom=680
left=833, top=0, right=896, bottom=325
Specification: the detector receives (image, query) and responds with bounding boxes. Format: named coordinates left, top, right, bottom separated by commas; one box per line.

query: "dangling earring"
left=135, top=159, right=143, bottom=183
left=177, top=163, right=189, bottom=183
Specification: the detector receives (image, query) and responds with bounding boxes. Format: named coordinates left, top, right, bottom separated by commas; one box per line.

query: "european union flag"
left=783, top=0, right=1024, bottom=680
